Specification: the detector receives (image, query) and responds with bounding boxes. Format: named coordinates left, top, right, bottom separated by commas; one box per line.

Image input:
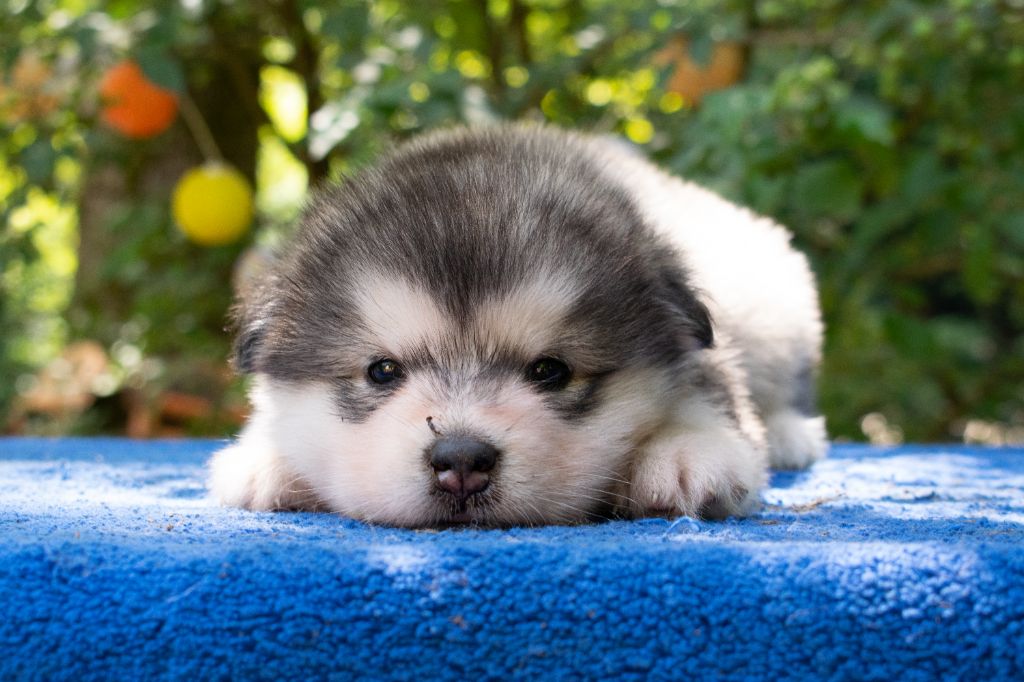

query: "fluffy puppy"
left=209, top=125, right=827, bottom=527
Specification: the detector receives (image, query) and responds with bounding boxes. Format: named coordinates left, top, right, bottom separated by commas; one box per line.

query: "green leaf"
left=688, top=35, right=714, bottom=67
left=931, top=316, right=995, bottom=364
left=20, top=139, right=56, bottom=186
left=320, top=4, right=370, bottom=42
left=744, top=174, right=786, bottom=214
left=792, top=159, right=864, bottom=220
left=136, top=50, right=185, bottom=93
left=962, top=223, right=998, bottom=305
left=836, top=96, right=895, bottom=145
left=900, top=152, right=947, bottom=208
left=1001, top=212, right=1024, bottom=250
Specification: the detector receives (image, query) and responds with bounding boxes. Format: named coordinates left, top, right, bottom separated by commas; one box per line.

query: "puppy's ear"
left=229, top=271, right=279, bottom=375
left=658, top=262, right=714, bottom=350
left=232, top=314, right=265, bottom=374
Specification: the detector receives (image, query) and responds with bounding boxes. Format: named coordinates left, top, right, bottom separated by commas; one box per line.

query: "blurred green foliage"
left=1, top=0, right=1022, bottom=441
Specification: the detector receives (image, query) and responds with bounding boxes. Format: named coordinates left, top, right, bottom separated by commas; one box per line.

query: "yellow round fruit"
left=172, top=163, right=254, bottom=246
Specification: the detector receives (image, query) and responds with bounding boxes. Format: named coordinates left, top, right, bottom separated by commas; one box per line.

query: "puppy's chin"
left=226, top=369, right=669, bottom=528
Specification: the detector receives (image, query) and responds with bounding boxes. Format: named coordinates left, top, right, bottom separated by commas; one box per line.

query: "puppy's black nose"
left=428, top=437, right=498, bottom=501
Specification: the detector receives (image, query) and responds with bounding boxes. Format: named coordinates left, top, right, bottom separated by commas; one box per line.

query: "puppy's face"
left=236, top=129, right=712, bottom=526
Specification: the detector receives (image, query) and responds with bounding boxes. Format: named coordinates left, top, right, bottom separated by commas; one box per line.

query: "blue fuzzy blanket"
left=1, top=438, right=1022, bottom=681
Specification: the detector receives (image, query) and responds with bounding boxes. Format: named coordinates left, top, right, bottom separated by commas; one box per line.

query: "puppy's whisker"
left=500, top=411, right=534, bottom=435
left=536, top=461, right=633, bottom=488
left=524, top=492, right=589, bottom=519
left=514, top=497, right=547, bottom=527
left=514, top=466, right=638, bottom=511
left=376, top=408, right=427, bottom=433
left=558, top=488, right=628, bottom=509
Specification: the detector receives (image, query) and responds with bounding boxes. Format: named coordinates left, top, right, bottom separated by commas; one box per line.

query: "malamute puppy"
left=209, top=125, right=827, bottom=526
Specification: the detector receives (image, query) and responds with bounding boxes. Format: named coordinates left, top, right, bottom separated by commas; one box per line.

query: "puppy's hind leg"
left=761, top=365, right=827, bottom=470
left=764, top=410, right=827, bottom=470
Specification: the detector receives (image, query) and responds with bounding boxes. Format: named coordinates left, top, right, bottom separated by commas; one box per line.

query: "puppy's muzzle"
left=428, top=436, right=498, bottom=503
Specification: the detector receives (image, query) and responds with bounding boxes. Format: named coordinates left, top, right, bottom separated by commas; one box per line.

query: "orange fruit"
left=172, top=163, right=255, bottom=246
left=654, top=36, right=745, bottom=105
left=99, top=60, right=179, bottom=138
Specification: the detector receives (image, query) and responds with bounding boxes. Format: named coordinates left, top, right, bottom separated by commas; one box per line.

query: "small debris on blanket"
left=789, top=494, right=844, bottom=512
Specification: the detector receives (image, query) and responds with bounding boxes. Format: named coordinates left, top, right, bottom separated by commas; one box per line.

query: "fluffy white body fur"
left=603, top=142, right=827, bottom=470
left=210, top=127, right=826, bottom=526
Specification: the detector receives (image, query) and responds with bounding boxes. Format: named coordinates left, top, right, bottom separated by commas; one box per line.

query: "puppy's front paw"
left=630, top=427, right=767, bottom=519
left=208, top=440, right=319, bottom=511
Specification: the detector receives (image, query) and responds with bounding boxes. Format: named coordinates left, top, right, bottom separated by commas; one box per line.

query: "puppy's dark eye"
left=527, top=357, right=571, bottom=390
left=368, top=359, right=404, bottom=385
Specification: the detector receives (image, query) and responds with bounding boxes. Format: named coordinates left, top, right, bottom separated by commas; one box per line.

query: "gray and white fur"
left=209, top=125, right=827, bottom=527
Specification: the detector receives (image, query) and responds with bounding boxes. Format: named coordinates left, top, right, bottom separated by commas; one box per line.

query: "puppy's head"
left=235, top=127, right=711, bottom=526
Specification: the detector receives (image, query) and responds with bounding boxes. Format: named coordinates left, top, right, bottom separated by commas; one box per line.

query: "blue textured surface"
left=1, top=438, right=1022, bottom=681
